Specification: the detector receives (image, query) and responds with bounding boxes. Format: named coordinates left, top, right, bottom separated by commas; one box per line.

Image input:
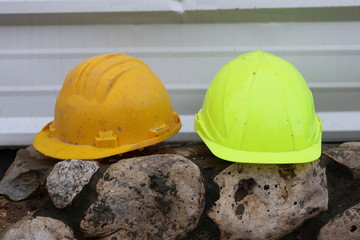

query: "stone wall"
left=0, top=142, right=359, bottom=240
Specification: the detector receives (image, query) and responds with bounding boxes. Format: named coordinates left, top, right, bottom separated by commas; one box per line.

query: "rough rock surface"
left=0, top=194, right=48, bottom=232
left=80, top=154, right=205, bottom=239
left=209, top=160, right=328, bottom=240
left=98, top=230, right=132, bottom=240
left=0, top=215, right=76, bottom=240
left=46, top=159, right=99, bottom=209
left=0, top=146, right=57, bottom=201
left=2, top=142, right=360, bottom=240
left=324, top=148, right=360, bottom=180
left=318, top=202, right=360, bottom=240
left=149, top=142, right=213, bottom=158
left=340, top=142, right=360, bottom=148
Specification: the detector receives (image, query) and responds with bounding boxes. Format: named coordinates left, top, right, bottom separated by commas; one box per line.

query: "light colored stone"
left=324, top=148, right=360, bottom=180
left=80, top=154, right=205, bottom=239
left=0, top=215, right=76, bottom=240
left=318, top=202, right=360, bottom=240
left=209, top=160, right=328, bottom=240
left=46, top=159, right=99, bottom=209
left=0, top=146, right=57, bottom=201
left=340, top=142, right=360, bottom=148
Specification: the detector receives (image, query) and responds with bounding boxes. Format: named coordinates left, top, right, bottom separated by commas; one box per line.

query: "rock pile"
left=0, top=142, right=360, bottom=240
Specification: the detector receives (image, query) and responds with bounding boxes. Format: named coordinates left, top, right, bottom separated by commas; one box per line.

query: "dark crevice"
left=182, top=214, right=221, bottom=240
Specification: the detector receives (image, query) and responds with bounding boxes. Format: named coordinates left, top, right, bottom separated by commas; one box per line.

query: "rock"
left=46, top=159, right=99, bottom=209
left=0, top=146, right=58, bottom=201
left=149, top=142, right=213, bottom=158
left=4, top=146, right=55, bottom=177
left=318, top=202, right=360, bottom=240
left=339, top=142, right=360, bottom=148
left=324, top=148, right=360, bottom=180
left=209, top=160, right=328, bottom=240
left=0, top=215, right=76, bottom=240
left=80, top=154, right=205, bottom=239
left=0, top=194, right=48, bottom=232
left=98, top=230, right=132, bottom=240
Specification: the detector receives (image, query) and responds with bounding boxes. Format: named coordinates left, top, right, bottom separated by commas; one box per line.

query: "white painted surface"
left=0, top=3, right=360, bottom=145
left=1, top=0, right=360, bottom=14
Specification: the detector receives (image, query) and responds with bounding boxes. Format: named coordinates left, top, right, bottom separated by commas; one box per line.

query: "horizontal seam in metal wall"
left=1, top=82, right=360, bottom=94
left=1, top=45, right=360, bottom=58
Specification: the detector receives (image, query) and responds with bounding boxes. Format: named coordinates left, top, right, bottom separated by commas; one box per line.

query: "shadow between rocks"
left=0, top=149, right=18, bottom=181
left=183, top=154, right=231, bottom=240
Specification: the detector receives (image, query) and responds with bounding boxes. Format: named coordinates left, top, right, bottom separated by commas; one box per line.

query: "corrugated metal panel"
left=0, top=2, right=360, bottom=145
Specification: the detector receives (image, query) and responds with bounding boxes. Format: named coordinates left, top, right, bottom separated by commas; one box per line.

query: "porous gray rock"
left=318, top=202, right=360, bottom=240
left=0, top=146, right=57, bottom=201
left=339, top=142, right=360, bottom=148
left=46, top=159, right=99, bottom=209
left=324, top=148, right=360, bottom=180
left=209, top=160, right=328, bottom=240
left=0, top=215, right=76, bottom=240
left=80, top=154, right=205, bottom=239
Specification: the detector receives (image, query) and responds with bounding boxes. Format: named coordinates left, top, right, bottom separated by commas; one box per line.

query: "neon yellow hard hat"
left=34, top=53, right=181, bottom=160
left=195, top=50, right=322, bottom=164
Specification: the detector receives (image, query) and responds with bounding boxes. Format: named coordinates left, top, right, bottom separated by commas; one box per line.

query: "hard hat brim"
left=195, top=120, right=322, bottom=164
left=33, top=120, right=181, bottom=160
left=199, top=134, right=321, bottom=164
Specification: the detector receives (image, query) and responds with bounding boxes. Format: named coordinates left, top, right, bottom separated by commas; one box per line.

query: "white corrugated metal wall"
left=0, top=1, right=360, bottom=145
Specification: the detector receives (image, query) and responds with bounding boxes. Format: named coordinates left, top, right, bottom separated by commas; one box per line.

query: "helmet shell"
left=195, top=50, right=322, bottom=163
left=34, top=53, right=181, bottom=160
